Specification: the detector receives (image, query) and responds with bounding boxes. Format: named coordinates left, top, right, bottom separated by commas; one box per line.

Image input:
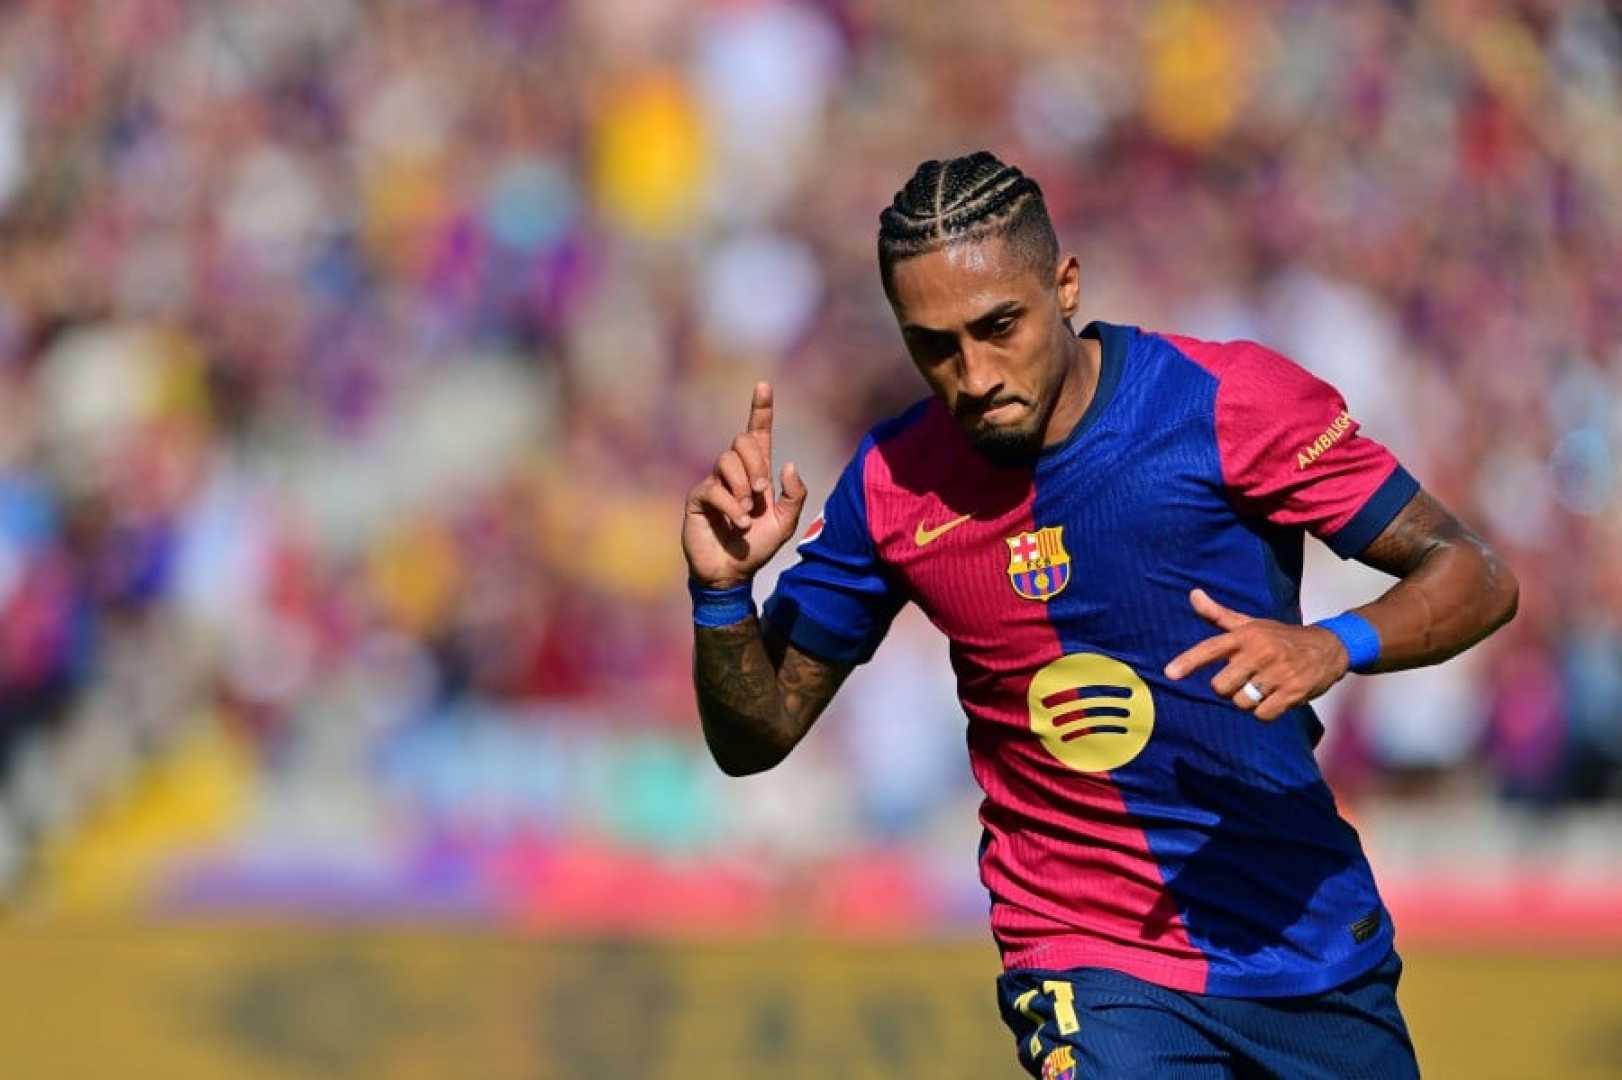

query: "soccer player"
left=681, top=151, right=1516, bottom=1078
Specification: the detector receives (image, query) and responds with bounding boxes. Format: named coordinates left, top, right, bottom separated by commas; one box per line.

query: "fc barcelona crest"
left=1041, top=1046, right=1078, bottom=1080
left=1006, top=526, right=1071, bottom=602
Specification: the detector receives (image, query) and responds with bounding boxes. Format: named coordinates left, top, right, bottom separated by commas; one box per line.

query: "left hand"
left=1163, top=588, right=1351, bottom=721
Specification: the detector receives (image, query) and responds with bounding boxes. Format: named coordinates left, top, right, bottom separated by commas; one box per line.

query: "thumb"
left=775, top=461, right=807, bottom=528
left=1190, top=587, right=1251, bottom=631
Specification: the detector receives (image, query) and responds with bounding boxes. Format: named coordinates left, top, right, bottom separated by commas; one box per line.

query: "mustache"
left=955, top=393, right=1029, bottom=421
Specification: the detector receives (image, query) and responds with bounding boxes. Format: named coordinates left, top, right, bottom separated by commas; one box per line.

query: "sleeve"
left=1203, top=340, right=1420, bottom=558
left=760, top=435, right=905, bottom=664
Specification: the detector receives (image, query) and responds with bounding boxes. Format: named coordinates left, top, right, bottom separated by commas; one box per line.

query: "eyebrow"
left=902, top=299, right=1023, bottom=337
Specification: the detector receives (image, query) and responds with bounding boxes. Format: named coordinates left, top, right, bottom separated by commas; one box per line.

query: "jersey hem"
left=999, top=922, right=1395, bottom=1000
left=1203, top=923, right=1396, bottom=998
left=999, top=935, right=1208, bottom=994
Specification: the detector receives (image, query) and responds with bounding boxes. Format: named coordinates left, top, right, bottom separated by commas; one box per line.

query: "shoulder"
left=1152, top=331, right=1330, bottom=401
left=854, top=395, right=964, bottom=488
left=1149, top=331, right=1354, bottom=445
left=840, top=395, right=1009, bottom=544
left=865, top=395, right=944, bottom=453
left=818, top=397, right=950, bottom=524
left=1148, top=331, right=1410, bottom=533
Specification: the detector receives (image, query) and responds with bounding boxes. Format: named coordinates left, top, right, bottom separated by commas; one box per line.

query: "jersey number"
left=1013, top=980, right=1080, bottom=1058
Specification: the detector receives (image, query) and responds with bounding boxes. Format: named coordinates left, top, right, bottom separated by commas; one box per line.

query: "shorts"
left=996, top=949, right=1419, bottom=1079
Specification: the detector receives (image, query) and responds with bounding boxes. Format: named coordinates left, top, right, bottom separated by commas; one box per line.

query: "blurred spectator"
left=0, top=0, right=1617, bottom=919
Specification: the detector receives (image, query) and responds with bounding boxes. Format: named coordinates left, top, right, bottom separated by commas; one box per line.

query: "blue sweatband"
left=1314, top=612, right=1381, bottom=673
left=689, top=580, right=756, bottom=628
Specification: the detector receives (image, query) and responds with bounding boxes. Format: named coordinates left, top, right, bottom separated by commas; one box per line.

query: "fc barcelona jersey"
left=763, top=322, right=1420, bottom=998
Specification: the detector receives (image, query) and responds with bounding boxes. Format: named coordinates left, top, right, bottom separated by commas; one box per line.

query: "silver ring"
left=1241, top=681, right=1265, bottom=705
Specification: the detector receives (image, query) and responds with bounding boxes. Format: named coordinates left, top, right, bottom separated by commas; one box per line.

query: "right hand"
left=683, top=381, right=808, bottom=590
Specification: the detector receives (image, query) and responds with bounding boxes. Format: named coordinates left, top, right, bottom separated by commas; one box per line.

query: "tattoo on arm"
left=764, top=631, right=853, bottom=735
left=694, top=618, right=852, bottom=775
left=1358, top=491, right=1473, bottom=575
left=1351, top=491, right=1518, bottom=669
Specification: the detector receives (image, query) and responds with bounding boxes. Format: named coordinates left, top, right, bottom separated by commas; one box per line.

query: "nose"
left=959, top=339, right=1003, bottom=402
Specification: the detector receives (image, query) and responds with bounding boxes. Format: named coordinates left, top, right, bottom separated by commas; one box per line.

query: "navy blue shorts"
left=996, top=950, right=1419, bottom=1079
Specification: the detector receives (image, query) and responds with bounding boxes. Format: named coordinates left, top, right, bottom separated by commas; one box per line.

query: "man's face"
left=886, top=236, right=1080, bottom=465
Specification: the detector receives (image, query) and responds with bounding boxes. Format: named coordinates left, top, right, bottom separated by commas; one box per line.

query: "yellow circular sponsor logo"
left=1027, top=653, right=1155, bottom=773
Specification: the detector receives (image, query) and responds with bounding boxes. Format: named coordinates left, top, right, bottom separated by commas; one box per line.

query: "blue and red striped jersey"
left=763, top=321, right=1419, bottom=998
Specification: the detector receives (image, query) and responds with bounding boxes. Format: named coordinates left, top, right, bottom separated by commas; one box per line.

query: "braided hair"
left=878, top=151, right=1059, bottom=296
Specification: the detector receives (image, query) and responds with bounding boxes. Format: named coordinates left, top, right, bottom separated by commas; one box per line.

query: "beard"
left=964, top=418, right=1044, bottom=466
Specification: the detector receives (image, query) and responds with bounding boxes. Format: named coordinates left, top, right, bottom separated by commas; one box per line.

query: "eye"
left=990, top=315, right=1017, bottom=338
left=906, top=332, right=958, bottom=365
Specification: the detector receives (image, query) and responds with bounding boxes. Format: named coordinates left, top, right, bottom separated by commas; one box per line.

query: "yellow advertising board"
left=0, top=926, right=1616, bottom=1078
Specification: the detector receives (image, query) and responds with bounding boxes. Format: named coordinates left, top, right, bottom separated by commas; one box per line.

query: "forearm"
left=1352, top=530, right=1518, bottom=672
left=694, top=617, right=798, bottom=776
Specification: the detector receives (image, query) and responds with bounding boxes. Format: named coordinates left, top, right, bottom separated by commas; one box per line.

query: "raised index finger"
left=746, top=381, right=773, bottom=458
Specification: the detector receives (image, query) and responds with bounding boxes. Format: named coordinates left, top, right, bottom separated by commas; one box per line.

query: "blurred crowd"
left=0, top=0, right=1618, bottom=919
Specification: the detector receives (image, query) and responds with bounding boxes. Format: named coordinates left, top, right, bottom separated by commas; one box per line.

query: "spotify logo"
left=1027, top=653, right=1155, bottom=772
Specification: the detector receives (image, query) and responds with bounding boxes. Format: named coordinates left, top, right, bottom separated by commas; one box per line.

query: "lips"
left=972, top=399, right=1028, bottom=426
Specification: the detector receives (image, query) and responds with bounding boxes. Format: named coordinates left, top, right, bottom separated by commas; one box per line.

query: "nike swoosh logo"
left=914, top=513, right=972, bottom=547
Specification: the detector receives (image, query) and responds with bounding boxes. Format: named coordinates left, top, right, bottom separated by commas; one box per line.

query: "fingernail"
left=735, top=517, right=750, bottom=529
left=753, top=479, right=768, bottom=492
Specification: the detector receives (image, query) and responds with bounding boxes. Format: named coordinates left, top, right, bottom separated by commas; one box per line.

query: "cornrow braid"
left=878, top=151, right=1058, bottom=293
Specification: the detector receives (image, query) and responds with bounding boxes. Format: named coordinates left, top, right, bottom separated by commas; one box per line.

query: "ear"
left=1055, top=254, right=1080, bottom=321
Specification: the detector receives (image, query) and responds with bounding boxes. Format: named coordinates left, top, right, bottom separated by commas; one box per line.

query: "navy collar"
left=1042, top=320, right=1128, bottom=457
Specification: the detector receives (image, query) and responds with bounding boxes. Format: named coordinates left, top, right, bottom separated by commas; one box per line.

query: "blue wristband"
left=1313, top=612, right=1381, bottom=673
left=689, top=580, right=756, bottom=628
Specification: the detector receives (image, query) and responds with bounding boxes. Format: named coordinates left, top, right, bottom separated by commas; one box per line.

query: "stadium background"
left=0, top=0, right=1619, bottom=1075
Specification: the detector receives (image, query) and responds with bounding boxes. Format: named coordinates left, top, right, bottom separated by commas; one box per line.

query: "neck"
left=1040, top=328, right=1101, bottom=448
